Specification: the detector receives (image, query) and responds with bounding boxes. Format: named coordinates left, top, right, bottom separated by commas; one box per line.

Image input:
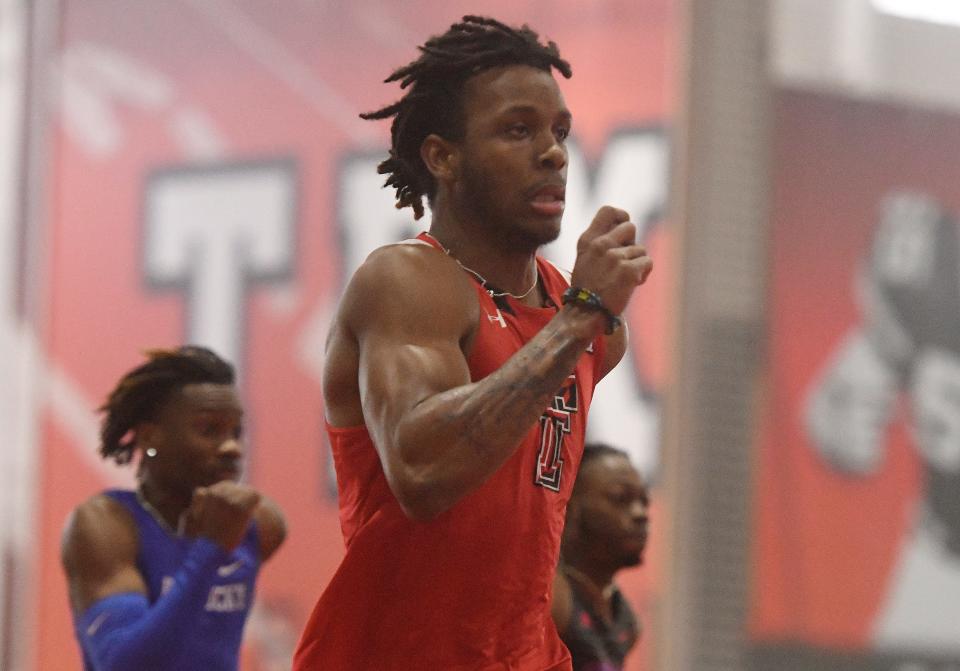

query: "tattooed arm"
left=322, top=207, right=652, bottom=520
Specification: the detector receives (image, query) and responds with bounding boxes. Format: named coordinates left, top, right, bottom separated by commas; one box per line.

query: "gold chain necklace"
left=422, top=232, right=539, bottom=299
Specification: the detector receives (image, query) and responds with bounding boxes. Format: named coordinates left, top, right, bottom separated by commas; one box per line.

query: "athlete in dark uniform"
left=558, top=580, right=639, bottom=671
left=552, top=443, right=649, bottom=671
left=61, top=346, right=286, bottom=671
left=293, top=16, right=654, bottom=671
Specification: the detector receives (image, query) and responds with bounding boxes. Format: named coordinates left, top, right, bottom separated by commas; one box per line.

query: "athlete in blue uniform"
left=552, top=442, right=649, bottom=671
left=61, top=346, right=286, bottom=671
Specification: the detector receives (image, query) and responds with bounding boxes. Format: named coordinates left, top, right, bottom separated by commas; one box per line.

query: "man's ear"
left=420, top=133, right=459, bottom=183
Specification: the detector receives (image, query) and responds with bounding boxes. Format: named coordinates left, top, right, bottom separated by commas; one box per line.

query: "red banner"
left=750, top=89, right=960, bottom=669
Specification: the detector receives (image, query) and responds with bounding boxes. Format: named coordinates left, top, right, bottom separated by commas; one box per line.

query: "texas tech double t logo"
left=535, top=375, right=579, bottom=491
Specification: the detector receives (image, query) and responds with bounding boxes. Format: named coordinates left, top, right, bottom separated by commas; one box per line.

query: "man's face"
left=141, top=382, right=245, bottom=493
left=451, top=64, right=571, bottom=249
left=571, top=454, right=650, bottom=568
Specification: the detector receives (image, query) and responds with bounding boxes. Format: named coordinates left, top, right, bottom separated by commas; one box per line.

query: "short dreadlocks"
left=361, top=15, right=572, bottom=220
left=98, top=346, right=235, bottom=465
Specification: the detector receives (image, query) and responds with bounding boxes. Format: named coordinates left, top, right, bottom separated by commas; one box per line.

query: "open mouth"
left=529, top=184, right=565, bottom=217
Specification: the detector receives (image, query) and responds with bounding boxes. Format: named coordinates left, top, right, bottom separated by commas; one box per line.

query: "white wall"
left=0, top=0, right=29, bottom=667
left=0, top=0, right=52, bottom=667
left=771, top=0, right=960, bottom=114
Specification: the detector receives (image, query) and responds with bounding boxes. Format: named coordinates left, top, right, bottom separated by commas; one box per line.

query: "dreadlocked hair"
left=98, top=346, right=235, bottom=465
left=360, top=15, right=572, bottom=220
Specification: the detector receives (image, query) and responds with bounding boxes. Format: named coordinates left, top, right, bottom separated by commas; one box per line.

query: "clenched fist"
left=182, top=481, right=261, bottom=551
left=569, top=206, right=653, bottom=317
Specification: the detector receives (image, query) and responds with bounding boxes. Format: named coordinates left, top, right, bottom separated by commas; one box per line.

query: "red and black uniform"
left=558, top=571, right=639, bottom=671
left=293, top=234, right=607, bottom=670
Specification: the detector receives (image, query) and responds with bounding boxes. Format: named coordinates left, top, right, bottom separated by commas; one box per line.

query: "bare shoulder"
left=323, top=241, right=479, bottom=426
left=61, top=493, right=143, bottom=612
left=341, top=241, right=478, bottom=337
left=253, top=495, right=287, bottom=562
left=61, top=493, right=138, bottom=568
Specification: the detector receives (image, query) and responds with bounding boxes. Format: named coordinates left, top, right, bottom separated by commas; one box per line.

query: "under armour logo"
left=486, top=309, right=507, bottom=329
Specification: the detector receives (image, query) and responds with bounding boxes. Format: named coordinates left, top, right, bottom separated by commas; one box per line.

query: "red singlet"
left=293, top=234, right=607, bottom=670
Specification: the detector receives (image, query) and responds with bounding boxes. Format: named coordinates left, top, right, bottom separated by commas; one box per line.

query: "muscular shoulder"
left=62, top=493, right=138, bottom=565
left=341, top=242, right=478, bottom=339
left=61, top=493, right=141, bottom=611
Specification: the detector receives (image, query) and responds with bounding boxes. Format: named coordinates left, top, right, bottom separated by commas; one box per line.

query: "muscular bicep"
left=359, top=334, right=473, bottom=439
left=344, top=245, right=478, bottom=469
left=61, top=496, right=146, bottom=613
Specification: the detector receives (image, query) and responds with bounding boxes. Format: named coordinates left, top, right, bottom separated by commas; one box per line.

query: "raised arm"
left=549, top=263, right=629, bottom=382
left=62, top=483, right=260, bottom=671
left=62, top=495, right=225, bottom=671
left=62, top=495, right=148, bottom=615
left=337, top=207, right=651, bottom=520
